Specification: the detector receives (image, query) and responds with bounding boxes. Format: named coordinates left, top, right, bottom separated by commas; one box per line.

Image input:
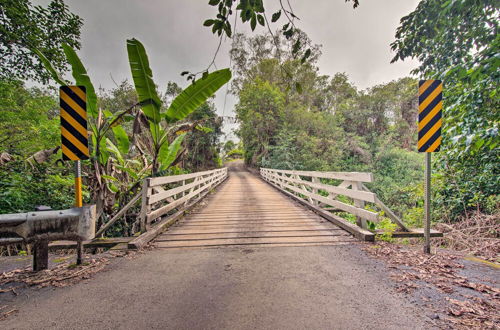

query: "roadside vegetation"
left=0, top=0, right=497, bottom=260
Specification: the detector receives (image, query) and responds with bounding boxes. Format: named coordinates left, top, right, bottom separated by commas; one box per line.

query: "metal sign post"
left=418, top=79, right=442, bottom=254
left=75, top=160, right=83, bottom=207
left=60, top=86, right=89, bottom=264
left=424, top=153, right=431, bottom=253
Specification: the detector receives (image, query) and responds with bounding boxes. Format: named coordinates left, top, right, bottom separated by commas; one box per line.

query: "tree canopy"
left=0, top=0, right=82, bottom=83
left=391, top=0, right=499, bottom=216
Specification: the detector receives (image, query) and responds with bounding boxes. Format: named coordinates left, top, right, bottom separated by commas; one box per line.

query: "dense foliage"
left=232, top=32, right=427, bottom=226
left=0, top=80, right=59, bottom=156
left=0, top=0, right=82, bottom=83
left=391, top=0, right=499, bottom=217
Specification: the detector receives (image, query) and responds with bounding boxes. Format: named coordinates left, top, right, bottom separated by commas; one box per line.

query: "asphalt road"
left=1, top=244, right=432, bottom=330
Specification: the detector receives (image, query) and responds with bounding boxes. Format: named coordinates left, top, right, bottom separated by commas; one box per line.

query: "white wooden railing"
left=260, top=168, right=408, bottom=237
left=139, top=168, right=228, bottom=231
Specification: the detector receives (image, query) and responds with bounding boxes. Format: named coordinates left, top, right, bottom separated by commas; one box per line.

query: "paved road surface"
left=1, top=162, right=431, bottom=329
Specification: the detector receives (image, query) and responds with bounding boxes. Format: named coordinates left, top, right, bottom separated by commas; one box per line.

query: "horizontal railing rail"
left=260, top=168, right=410, bottom=241
left=140, top=168, right=228, bottom=232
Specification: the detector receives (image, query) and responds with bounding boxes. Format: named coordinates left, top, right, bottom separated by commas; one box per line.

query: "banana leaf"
left=158, top=133, right=187, bottom=171
left=106, top=139, right=124, bottom=165
left=61, top=44, right=98, bottom=118
left=166, top=68, right=231, bottom=122
left=112, top=125, right=130, bottom=155
left=126, top=38, right=162, bottom=124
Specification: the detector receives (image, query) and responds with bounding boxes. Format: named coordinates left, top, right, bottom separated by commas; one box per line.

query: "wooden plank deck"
left=155, top=167, right=355, bottom=248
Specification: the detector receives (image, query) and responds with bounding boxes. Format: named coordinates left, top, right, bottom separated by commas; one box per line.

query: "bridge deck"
left=155, top=167, right=354, bottom=248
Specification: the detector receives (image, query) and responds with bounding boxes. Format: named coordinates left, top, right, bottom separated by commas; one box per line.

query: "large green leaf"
left=106, top=139, right=124, bottom=165
left=98, top=137, right=110, bottom=165
left=61, top=44, right=98, bottom=118
left=32, top=48, right=68, bottom=86
left=126, top=38, right=161, bottom=123
left=165, top=68, right=231, bottom=122
left=112, top=125, right=130, bottom=155
left=158, top=133, right=187, bottom=171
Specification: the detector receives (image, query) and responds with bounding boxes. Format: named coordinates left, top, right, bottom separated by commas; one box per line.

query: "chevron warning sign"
left=418, top=80, right=442, bottom=152
left=60, top=86, right=89, bottom=160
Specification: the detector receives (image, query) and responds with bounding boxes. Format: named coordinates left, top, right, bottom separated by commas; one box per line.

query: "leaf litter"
left=362, top=242, right=499, bottom=329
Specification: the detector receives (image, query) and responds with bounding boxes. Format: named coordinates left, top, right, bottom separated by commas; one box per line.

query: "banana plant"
left=33, top=40, right=232, bottom=234
left=33, top=45, right=142, bottom=223
left=126, top=38, right=231, bottom=175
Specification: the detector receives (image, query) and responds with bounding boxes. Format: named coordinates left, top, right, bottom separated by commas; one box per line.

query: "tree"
left=126, top=38, right=231, bottom=175
left=391, top=0, right=499, bottom=216
left=236, top=78, right=285, bottom=165
left=178, top=0, right=359, bottom=82
left=0, top=0, right=82, bottom=83
left=182, top=102, right=224, bottom=171
left=223, top=140, right=236, bottom=153
left=0, top=80, right=59, bottom=156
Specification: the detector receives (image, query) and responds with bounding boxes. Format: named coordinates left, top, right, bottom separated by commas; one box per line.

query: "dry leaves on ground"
left=363, top=242, right=499, bottom=329
left=0, top=255, right=112, bottom=320
left=434, top=211, right=499, bottom=262
left=0, top=256, right=110, bottom=293
left=0, top=248, right=144, bottom=321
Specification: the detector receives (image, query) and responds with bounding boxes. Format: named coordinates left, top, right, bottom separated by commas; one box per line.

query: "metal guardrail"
left=0, top=205, right=96, bottom=271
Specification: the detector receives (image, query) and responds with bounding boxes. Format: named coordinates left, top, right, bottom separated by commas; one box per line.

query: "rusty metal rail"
left=0, top=205, right=96, bottom=270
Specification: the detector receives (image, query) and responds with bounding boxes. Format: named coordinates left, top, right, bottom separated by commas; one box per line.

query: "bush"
left=0, top=160, right=74, bottom=213
left=368, top=147, right=424, bottom=218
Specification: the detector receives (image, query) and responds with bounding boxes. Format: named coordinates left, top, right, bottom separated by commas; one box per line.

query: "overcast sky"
left=36, top=0, right=420, bottom=139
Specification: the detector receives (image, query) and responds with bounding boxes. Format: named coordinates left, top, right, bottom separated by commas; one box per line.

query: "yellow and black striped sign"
left=418, top=80, right=442, bottom=152
left=60, top=86, right=89, bottom=160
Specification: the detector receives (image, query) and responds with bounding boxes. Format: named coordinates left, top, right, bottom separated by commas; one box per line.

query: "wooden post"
left=352, top=181, right=366, bottom=229
left=33, top=240, right=49, bottom=271
left=312, top=176, right=319, bottom=206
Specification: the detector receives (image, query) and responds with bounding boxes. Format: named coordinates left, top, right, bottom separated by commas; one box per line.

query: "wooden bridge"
left=65, top=160, right=438, bottom=252
left=154, top=165, right=355, bottom=249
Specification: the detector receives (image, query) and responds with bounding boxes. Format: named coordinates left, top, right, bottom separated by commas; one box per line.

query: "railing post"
left=352, top=181, right=366, bottom=229
left=312, top=176, right=319, bottom=206
left=140, top=178, right=152, bottom=233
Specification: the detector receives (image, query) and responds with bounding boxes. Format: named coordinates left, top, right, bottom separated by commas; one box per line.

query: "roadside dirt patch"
left=0, top=249, right=143, bottom=321
left=361, top=242, right=499, bottom=329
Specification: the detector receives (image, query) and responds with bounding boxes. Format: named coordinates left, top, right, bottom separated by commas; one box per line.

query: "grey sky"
left=36, top=0, right=420, bottom=139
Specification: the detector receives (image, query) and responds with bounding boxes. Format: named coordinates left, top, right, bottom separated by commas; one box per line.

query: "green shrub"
left=0, top=160, right=74, bottom=213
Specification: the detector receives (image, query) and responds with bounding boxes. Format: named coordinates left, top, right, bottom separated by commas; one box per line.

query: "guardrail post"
left=33, top=240, right=49, bottom=271
left=76, top=240, right=84, bottom=265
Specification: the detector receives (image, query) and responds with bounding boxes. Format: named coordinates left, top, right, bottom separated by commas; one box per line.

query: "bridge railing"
left=260, top=168, right=410, bottom=241
left=94, top=167, right=228, bottom=248
left=140, top=168, right=228, bottom=231
left=124, top=167, right=228, bottom=249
